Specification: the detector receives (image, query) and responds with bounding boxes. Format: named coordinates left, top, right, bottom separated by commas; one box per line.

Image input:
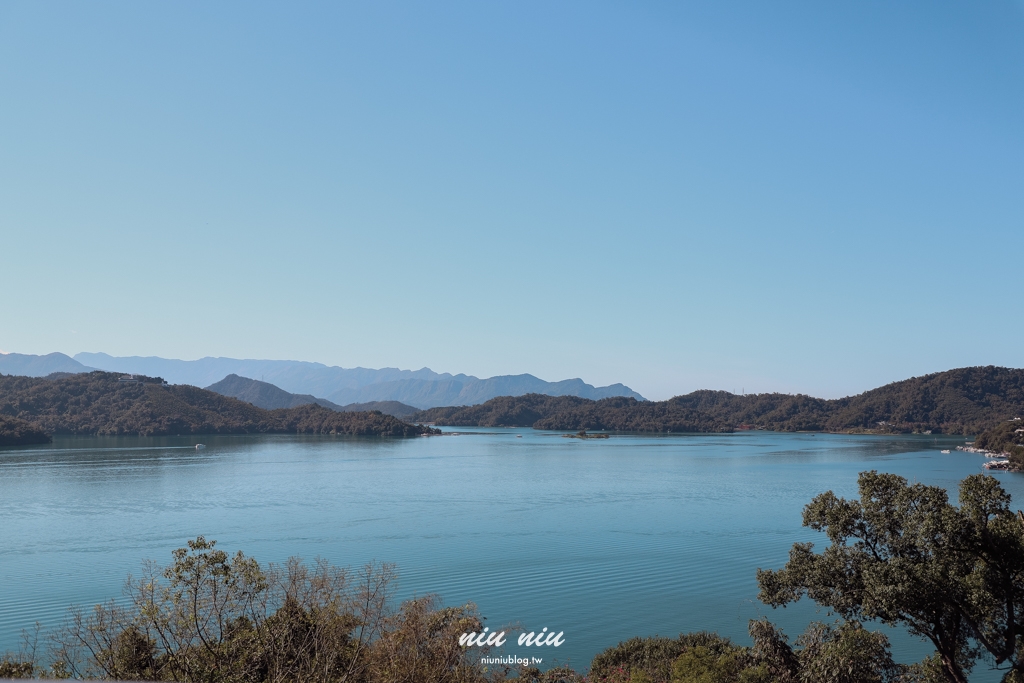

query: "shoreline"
left=957, top=445, right=1022, bottom=472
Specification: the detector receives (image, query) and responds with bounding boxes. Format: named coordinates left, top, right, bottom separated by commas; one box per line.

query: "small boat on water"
left=940, top=449, right=950, bottom=454
left=195, top=444, right=206, bottom=450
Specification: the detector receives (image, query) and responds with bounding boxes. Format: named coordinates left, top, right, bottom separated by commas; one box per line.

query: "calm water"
left=0, top=430, right=1015, bottom=679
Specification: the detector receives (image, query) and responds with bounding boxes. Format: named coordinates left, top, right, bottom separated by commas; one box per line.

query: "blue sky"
left=1, top=1, right=1021, bottom=400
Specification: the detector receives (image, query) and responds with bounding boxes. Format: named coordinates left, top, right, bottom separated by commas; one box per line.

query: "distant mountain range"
left=205, top=374, right=345, bottom=411
left=205, top=374, right=420, bottom=419
left=0, top=352, right=97, bottom=377
left=0, top=352, right=644, bottom=409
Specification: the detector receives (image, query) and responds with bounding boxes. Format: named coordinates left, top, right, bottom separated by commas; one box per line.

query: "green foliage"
left=0, top=655, right=35, bottom=679
left=589, top=621, right=910, bottom=683
left=757, top=470, right=1024, bottom=683
left=749, top=618, right=907, bottom=683
left=589, top=624, right=905, bottom=683
left=272, top=403, right=434, bottom=437
left=413, top=366, right=1024, bottom=434
left=975, top=420, right=1024, bottom=463
left=518, top=665, right=588, bottom=682
left=895, top=654, right=948, bottom=683
left=369, top=595, right=490, bottom=683
left=0, top=622, right=58, bottom=679
left=793, top=621, right=901, bottom=683
left=746, top=619, right=799, bottom=682
left=0, top=371, right=437, bottom=439
left=590, top=633, right=737, bottom=682
left=0, top=413, right=50, bottom=446
left=413, top=394, right=733, bottom=432
left=44, top=537, right=505, bottom=683
left=669, top=646, right=769, bottom=683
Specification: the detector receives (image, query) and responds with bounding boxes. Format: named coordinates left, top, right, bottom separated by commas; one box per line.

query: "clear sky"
left=1, top=1, right=1021, bottom=401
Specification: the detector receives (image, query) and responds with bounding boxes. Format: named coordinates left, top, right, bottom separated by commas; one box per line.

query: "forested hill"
left=205, top=374, right=420, bottom=418
left=0, top=372, right=437, bottom=439
left=0, top=414, right=51, bottom=446
left=975, top=421, right=1024, bottom=460
left=413, top=366, right=1024, bottom=435
left=206, top=373, right=344, bottom=410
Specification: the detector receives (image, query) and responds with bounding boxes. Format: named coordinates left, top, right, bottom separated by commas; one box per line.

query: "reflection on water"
left=0, top=430, right=1012, bottom=680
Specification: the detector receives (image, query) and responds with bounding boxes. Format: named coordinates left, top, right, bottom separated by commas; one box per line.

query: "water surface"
left=0, top=430, right=1012, bottom=679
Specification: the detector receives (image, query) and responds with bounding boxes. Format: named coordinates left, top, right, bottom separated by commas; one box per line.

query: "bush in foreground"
left=1, top=578, right=928, bottom=683
left=5, top=537, right=507, bottom=683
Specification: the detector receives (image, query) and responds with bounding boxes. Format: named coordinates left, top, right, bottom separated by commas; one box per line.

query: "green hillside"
left=975, top=420, right=1024, bottom=461
left=414, top=366, right=1024, bottom=434
left=0, top=414, right=52, bottom=446
left=0, top=372, right=437, bottom=440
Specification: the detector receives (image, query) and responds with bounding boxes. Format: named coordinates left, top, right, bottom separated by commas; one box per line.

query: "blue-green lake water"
left=0, top=429, right=1015, bottom=680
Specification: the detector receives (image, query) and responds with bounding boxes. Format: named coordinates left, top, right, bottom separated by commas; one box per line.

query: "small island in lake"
left=564, top=430, right=610, bottom=439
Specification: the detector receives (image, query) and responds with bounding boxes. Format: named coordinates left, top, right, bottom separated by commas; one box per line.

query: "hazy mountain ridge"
left=74, top=353, right=464, bottom=397
left=0, top=352, right=94, bottom=377
left=206, top=374, right=420, bottom=418
left=68, top=353, right=643, bottom=408
left=325, top=374, right=644, bottom=408
left=206, top=374, right=345, bottom=411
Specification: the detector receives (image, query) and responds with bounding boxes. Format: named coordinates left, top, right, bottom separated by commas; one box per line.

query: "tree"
left=757, top=471, right=1024, bottom=683
left=669, top=645, right=769, bottom=683
left=748, top=618, right=905, bottom=683
left=588, top=632, right=740, bottom=682
left=49, top=537, right=505, bottom=683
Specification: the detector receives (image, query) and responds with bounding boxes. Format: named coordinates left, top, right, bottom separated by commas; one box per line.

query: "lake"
left=0, top=429, right=1013, bottom=680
